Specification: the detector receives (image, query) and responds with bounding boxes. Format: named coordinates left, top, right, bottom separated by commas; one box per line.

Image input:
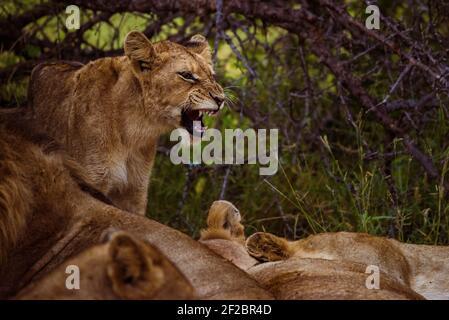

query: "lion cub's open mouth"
left=181, top=108, right=218, bottom=136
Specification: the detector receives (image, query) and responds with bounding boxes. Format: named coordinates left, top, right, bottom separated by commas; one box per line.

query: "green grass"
left=147, top=125, right=449, bottom=245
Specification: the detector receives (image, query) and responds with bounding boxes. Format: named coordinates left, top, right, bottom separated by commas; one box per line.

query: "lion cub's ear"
left=185, top=34, right=212, bottom=65
left=124, top=31, right=157, bottom=73
left=246, top=232, right=293, bottom=262
left=107, top=232, right=165, bottom=299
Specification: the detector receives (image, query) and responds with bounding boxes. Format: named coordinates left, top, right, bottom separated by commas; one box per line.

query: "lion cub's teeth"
left=199, top=111, right=203, bottom=116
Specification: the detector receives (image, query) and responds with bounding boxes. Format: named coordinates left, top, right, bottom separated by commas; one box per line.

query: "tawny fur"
left=27, top=31, right=225, bottom=215
left=15, top=231, right=195, bottom=300
left=248, top=257, right=424, bottom=300
left=0, top=111, right=112, bottom=265
left=0, top=136, right=32, bottom=265
left=0, top=122, right=272, bottom=299
left=0, top=113, right=80, bottom=265
left=245, top=232, right=293, bottom=262
left=246, top=231, right=449, bottom=300
left=198, top=202, right=427, bottom=299
left=199, top=200, right=257, bottom=270
left=200, top=200, right=245, bottom=243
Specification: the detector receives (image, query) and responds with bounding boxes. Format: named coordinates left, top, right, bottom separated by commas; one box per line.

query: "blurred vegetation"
left=1, top=0, right=449, bottom=245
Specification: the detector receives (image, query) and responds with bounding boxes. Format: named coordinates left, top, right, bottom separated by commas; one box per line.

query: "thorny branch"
left=2, top=0, right=449, bottom=203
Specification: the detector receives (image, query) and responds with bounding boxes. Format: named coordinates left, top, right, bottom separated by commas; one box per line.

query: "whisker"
left=223, top=88, right=239, bottom=107
left=223, top=85, right=242, bottom=90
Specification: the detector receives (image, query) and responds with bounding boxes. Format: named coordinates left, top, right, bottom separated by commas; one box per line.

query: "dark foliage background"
left=1, top=0, right=449, bottom=244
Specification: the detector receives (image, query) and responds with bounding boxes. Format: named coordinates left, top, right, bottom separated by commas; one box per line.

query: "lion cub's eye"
left=177, top=71, right=197, bottom=83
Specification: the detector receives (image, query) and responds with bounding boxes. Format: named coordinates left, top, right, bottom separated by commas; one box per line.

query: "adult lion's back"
left=0, top=126, right=33, bottom=264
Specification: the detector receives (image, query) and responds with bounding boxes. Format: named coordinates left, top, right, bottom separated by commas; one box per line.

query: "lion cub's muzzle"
left=181, top=94, right=225, bottom=136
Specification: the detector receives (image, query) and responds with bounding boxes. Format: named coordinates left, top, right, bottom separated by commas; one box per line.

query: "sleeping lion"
left=201, top=201, right=449, bottom=300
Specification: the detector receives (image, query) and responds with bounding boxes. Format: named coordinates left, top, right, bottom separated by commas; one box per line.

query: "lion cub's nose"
left=210, top=93, right=225, bottom=108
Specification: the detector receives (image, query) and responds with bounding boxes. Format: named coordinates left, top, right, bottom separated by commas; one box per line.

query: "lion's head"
left=124, top=31, right=225, bottom=135
left=15, top=231, right=195, bottom=300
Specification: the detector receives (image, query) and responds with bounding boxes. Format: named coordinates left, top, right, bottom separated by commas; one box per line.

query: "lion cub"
left=199, top=200, right=258, bottom=270
left=28, top=31, right=225, bottom=215
left=15, top=231, right=195, bottom=300
left=0, top=120, right=272, bottom=300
